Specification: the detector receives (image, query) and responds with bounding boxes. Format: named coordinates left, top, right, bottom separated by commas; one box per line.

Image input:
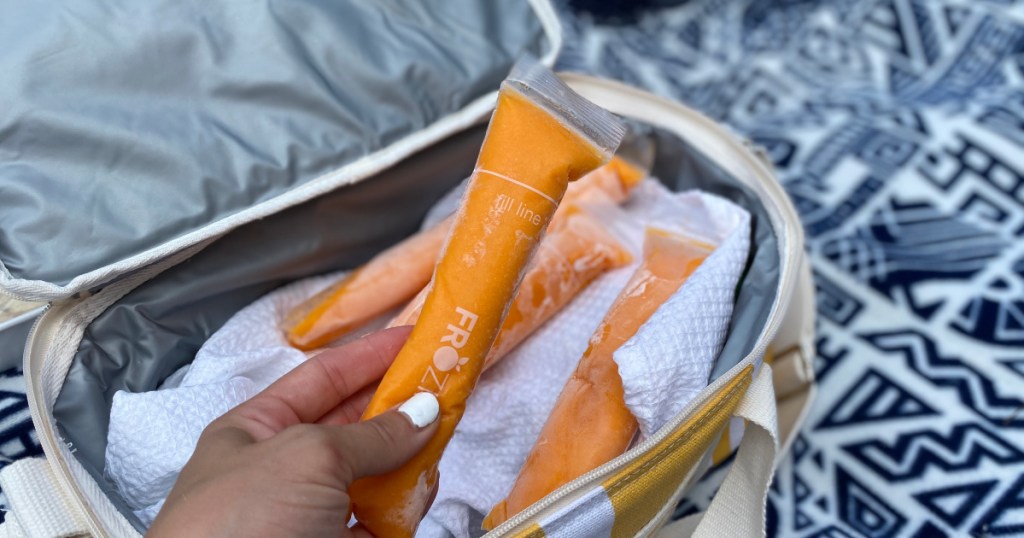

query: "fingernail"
left=398, top=392, right=439, bottom=428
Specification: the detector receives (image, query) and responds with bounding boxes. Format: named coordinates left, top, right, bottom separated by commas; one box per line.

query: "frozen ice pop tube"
left=391, top=206, right=633, bottom=369
left=281, top=216, right=453, bottom=350
left=389, top=154, right=643, bottom=331
left=483, top=228, right=715, bottom=530
left=282, top=155, right=643, bottom=351
left=561, top=154, right=645, bottom=208
left=349, top=59, right=626, bottom=537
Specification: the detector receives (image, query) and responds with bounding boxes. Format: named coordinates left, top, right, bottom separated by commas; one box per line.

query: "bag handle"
left=0, top=457, right=89, bottom=538
left=658, top=362, right=779, bottom=537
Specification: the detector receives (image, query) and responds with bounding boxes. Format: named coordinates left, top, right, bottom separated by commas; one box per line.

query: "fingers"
left=317, top=382, right=379, bottom=426
left=331, top=392, right=440, bottom=480
left=224, top=326, right=411, bottom=433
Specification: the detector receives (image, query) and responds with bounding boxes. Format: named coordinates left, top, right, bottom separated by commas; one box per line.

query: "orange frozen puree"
left=484, top=228, right=714, bottom=530
left=283, top=157, right=642, bottom=351
left=282, top=216, right=452, bottom=350
left=349, top=87, right=613, bottom=537
left=392, top=207, right=632, bottom=368
left=561, top=155, right=644, bottom=208
left=562, top=156, right=643, bottom=207
left=391, top=155, right=644, bottom=330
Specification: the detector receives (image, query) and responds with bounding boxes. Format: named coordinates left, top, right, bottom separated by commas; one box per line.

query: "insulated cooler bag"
left=0, top=1, right=815, bottom=536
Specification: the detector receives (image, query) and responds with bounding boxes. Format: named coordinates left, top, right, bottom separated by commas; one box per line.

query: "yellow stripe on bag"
left=602, top=365, right=754, bottom=538
left=711, top=423, right=732, bottom=465
left=509, top=523, right=547, bottom=538
left=711, top=350, right=772, bottom=465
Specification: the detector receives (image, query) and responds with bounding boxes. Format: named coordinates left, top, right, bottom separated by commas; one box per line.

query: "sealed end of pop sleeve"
left=503, top=55, right=627, bottom=160
left=616, top=125, right=657, bottom=176
left=643, top=226, right=718, bottom=259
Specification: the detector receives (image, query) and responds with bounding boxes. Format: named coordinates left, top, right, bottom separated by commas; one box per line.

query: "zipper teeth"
left=24, top=247, right=211, bottom=537
left=28, top=300, right=149, bottom=537
left=490, top=302, right=791, bottom=534
left=488, top=383, right=719, bottom=534
left=485, top=338, right=775, bottom=535
left=23, top=302, right=108, bottom=536
left=22, top=303, right=52, bottom=354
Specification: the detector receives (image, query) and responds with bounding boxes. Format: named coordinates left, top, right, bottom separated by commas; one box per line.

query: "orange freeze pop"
left=283, top=157, right=642, bottom=350
left=391, top=154, right=644, bottom=329
left=392, top=207, right=633, bottom=369
left=561, top=154, right=645, bottom=208
left=349, top=67, right=624, bottom=537
left=484, top=228, right=715, bottom=530
left=282, top=216, right=452, bottom=350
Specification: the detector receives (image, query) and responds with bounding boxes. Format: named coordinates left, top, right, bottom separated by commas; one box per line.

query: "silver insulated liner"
left=0, top=0, right=555, bottom=301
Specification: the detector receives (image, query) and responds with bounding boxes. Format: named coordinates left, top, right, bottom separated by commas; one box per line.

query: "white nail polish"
left=398, top=392, right=440, bottom=428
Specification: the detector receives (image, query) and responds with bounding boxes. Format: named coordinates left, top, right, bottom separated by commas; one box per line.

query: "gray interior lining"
left=0, top=0, right=545, bottom=288
left=53, top=126, right=781, bottom=531
left=0, top=311, right=40, bottom=372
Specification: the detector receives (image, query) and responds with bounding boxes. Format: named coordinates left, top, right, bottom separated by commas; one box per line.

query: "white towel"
left=104, top=180, right=750, bottom=535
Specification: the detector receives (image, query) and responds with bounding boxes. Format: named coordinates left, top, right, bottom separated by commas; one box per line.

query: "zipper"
left=23, top=245, right=218, bottom=536
left=487, top=375, right=722, bottom=535
left=22, top=303, right=53, bottom=365
left=22, top=300, right=113, bottom=536
left=485, top=333, right=780, bottom=536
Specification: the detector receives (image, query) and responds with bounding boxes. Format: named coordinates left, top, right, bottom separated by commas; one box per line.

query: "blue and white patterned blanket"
left=2, top=1, right=1023, bottom=535
left=556, top=0, right=1024, bottom=535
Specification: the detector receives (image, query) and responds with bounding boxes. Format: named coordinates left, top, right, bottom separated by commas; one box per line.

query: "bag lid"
left=0, top=0, right=560, bottom=301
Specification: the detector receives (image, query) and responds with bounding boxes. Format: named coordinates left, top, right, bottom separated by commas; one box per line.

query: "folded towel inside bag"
left=105, top=179, right=750, bottom=536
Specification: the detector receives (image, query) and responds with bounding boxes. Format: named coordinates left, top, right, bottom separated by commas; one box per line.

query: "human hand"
left=148, top=326, right=439, bottom=537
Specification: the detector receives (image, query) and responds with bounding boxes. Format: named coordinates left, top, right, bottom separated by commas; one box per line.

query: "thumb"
left=334, top=392, right=440, bottom=480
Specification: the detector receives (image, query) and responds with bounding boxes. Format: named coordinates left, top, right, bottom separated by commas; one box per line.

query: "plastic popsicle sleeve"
left=282, top=153, right=645, bottom=351
left=349, top=57, right=626, bottom=537
left=393, top=206, right=632, bottom=370
left=483, top=227, right=716, bottom=531
left=281, top=215, right=453, bottom=350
